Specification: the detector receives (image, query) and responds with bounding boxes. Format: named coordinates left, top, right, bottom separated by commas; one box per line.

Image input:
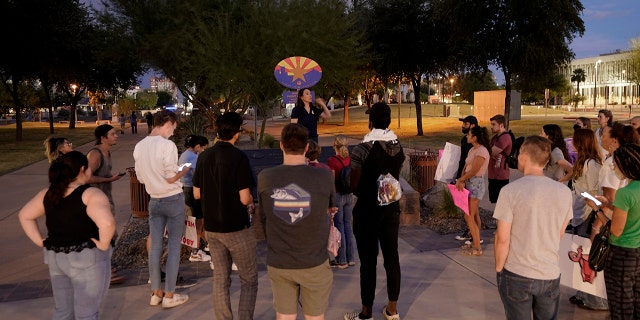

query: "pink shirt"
left=465, top=145, right=490, bottom=177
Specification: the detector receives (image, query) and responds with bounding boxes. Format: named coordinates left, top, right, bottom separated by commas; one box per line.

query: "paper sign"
left=447, top=184, right=469, bottom=215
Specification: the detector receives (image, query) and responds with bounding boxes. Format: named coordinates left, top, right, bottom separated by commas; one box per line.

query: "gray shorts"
left=465, top=176, right=485, bottom=200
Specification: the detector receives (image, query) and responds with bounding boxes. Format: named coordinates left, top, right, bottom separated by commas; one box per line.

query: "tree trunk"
left=343, top=94, right=349, bottom=126
left=412, top=74, right=424, bottom=136
left=503, top=69, right=511, bottom=129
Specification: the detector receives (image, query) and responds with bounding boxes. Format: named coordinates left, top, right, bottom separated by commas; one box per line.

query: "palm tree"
left=570, top=68, right=586, bottom=109
left=571, top=68, right=586, bottom=94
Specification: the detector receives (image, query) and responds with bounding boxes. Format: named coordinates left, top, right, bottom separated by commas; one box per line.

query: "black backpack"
left=506, top=135, right=525, bottom=169
left=332, top=156, right=352, bottom=194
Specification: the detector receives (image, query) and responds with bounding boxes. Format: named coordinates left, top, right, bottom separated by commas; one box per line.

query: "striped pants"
left=604, top=245, right=640, bottom=320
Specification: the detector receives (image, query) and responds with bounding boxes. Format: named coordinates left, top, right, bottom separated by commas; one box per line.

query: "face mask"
left=573, top=124, right=581, bottom=131
left=462, top=128, right=470, bottom=134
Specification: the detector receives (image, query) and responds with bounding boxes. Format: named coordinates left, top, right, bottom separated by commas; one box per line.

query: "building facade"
left=560, top=50, right=639, bottom=108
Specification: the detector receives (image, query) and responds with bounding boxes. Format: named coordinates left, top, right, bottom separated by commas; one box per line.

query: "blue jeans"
left=149, top=192, right=185, bottom=293
left=497, top=269, right=560, bottom=320
left=333, top=193, right=355, bottom=264
left=45, top=247, right=112, bottom=320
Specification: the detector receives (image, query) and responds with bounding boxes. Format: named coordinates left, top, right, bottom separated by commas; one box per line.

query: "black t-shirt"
left=290, top=105, right=321, bottom=139
left=193, top=141, right=256, bottom=233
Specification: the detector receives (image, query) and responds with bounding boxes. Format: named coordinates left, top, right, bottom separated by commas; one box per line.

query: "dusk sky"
left=134, top=0, right=640, bottom=88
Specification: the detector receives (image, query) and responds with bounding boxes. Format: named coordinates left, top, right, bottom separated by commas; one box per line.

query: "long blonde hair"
left=333, top=135, right=349, bottom=158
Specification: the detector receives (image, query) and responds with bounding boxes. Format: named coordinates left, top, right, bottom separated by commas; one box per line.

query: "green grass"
left=0, top=123, right=95, bottom=175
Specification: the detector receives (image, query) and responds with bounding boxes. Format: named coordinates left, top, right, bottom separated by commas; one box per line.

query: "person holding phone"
left=86, top=124, right=126, bottom=284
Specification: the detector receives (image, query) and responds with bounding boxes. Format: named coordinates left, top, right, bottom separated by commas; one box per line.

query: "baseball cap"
left=459, top=115, right=478, bottom=125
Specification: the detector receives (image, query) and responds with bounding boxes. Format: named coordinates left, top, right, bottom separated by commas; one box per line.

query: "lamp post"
left=71, top=84, right=78, bottom=122
left=594, top=59, right=601, bottom=109
left=449, top=78, right=454, bottom=103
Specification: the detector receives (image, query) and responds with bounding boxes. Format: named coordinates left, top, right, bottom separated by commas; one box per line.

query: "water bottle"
left=495, top=154, right=502, bottom=168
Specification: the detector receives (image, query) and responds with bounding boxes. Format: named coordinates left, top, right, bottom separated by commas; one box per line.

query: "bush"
left=435, top=187, right=463, bottom=218
left=260, top=133, right=279, bottom=148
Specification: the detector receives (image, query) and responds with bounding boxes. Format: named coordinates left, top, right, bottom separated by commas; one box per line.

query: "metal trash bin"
left=409, top=151, right=438, bottom=194
left=127, top=167, right=150, bottom=218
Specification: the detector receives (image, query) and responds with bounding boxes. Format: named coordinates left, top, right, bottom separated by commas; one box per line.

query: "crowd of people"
left=17, top=103, right=640, bottom=319
left=457, top=111, right=640, bottom=319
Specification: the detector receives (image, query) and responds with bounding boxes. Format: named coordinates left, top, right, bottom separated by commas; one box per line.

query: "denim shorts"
left=465, top=176, right=485, bottom=200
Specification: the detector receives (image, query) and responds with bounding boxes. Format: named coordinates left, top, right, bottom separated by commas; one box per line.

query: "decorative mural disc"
left=274, top=56, right=322, bottom=89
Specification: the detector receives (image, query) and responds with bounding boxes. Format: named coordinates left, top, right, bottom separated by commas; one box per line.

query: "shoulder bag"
left=588, top=221, right=611, bottom=272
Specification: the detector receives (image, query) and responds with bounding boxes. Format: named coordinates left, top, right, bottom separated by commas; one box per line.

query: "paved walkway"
left=0, top=119, right=609, bottom=319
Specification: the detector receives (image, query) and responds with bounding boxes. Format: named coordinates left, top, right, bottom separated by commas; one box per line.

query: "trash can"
left=127, top=167, right=150, bottom=218
left=409, top=151, right=438, bottom=194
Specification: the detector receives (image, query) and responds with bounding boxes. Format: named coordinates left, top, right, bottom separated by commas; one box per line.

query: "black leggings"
left=353, top=204, right=401, bottom=306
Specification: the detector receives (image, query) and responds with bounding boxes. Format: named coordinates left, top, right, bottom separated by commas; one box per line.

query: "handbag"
left=327, top=215, right=341, bottom=257
left=588, top=221, right=611, bottom=272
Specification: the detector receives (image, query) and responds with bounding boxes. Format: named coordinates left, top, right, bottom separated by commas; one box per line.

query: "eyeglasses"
left=65, top=142, right=72, bottom=147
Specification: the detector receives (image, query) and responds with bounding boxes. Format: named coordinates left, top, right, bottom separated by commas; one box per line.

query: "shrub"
left=435, top=187, right=463, bottom=219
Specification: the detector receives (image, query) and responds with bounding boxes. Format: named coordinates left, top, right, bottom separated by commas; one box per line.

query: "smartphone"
left=580, top=192, right=602, bottom=207
left=177, top=162, right=192, bottom=172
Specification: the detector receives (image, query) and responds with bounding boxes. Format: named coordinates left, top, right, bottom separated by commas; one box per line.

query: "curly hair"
left=613, top=144, right=640, bottom=181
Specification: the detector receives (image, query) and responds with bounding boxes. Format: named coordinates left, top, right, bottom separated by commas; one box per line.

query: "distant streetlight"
left=594, top=59, right=601, bottom=109
left=71, top=84, right=78, bottom=121
left=450, top=79, right=454, bottom=103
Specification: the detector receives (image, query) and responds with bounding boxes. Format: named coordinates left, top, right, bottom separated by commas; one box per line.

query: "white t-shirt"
left=493, top=175, right=572, bottom=280
left=598, top=156, right=628, bottom=192
left=133, top=135, right=183, bottom=198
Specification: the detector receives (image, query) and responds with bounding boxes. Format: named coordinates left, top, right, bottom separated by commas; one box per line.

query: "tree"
left=364, top=0, right=447, bottom=135
left=136, top=90, right=159, bottom=109
left=628, top=38, right=640, bottom=106
left=482, top=0, right=585, bottom=127
left=570, top=68, right=586, bottom=109
left=457, top=71, right=499, bottom=104
left=104, top=0, right=365, bottom=145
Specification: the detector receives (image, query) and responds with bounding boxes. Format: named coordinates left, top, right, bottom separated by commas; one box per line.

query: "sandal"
left=460, top=243, right=472, bottom=250
left=462, top=247, right=483, bottom=256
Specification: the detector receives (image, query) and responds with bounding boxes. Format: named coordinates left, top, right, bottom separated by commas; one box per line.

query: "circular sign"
left=274, top=56, right=322, bottom=89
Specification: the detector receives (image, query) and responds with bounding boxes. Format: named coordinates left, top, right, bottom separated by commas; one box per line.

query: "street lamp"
left=594, top=59, right=601, bottom=109
left=450, top=79, right=454, bottom=103
left=71, top=84, right=78, bottom=121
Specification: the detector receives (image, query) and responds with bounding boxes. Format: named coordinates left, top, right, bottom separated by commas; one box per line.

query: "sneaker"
left=455, top=231, right=471, bottom=241
left=344, top=311, right=373, bottom=320
left=232, top=263, right=238, bottom=271
left=162, top=293, right=189, bottom=308
left=348, top=261, right=356, bottom=266
left=331, top=261, right=348, bottom=269
left=464, top=239, right=484, bottom=245
left=150, top=293, right=163, bottom=306
left=210, top=261, right=214, bottom=270
left=175, top=276, right=198, bottom=289
left=189, top=250, right=211, bottom=262
left=204, top=244, right=210, bottom=252
left=382, top=305, right=400, bottom=320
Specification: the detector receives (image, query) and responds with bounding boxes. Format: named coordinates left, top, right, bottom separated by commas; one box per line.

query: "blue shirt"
left=179, top=149, right=198, bottom=187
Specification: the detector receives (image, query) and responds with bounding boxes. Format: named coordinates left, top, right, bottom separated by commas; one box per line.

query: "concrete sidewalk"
left=0, top=121, right=607, bottom=319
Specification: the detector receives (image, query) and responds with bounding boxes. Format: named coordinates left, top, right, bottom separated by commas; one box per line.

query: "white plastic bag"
left=377, top=173, right=402, bottom=206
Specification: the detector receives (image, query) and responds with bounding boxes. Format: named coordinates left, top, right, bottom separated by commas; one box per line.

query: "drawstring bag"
left=377, top=173, right=402, bottom=206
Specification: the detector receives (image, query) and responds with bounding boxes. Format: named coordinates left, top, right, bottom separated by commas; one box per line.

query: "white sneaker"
left=232, top=263, right=238, bottom=271
left=189, top=250, right=211, bottom=262
left=464, top=239, right=484, bottom=245
left=162, top=293, right=189, bottom=308
left=344, top=311, right=372, bottom=320
left=204, top=244, right=210, bottom=252
left=149, top=293, right=163, bottom=306
left=382, top=305, right=400, bottom=320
